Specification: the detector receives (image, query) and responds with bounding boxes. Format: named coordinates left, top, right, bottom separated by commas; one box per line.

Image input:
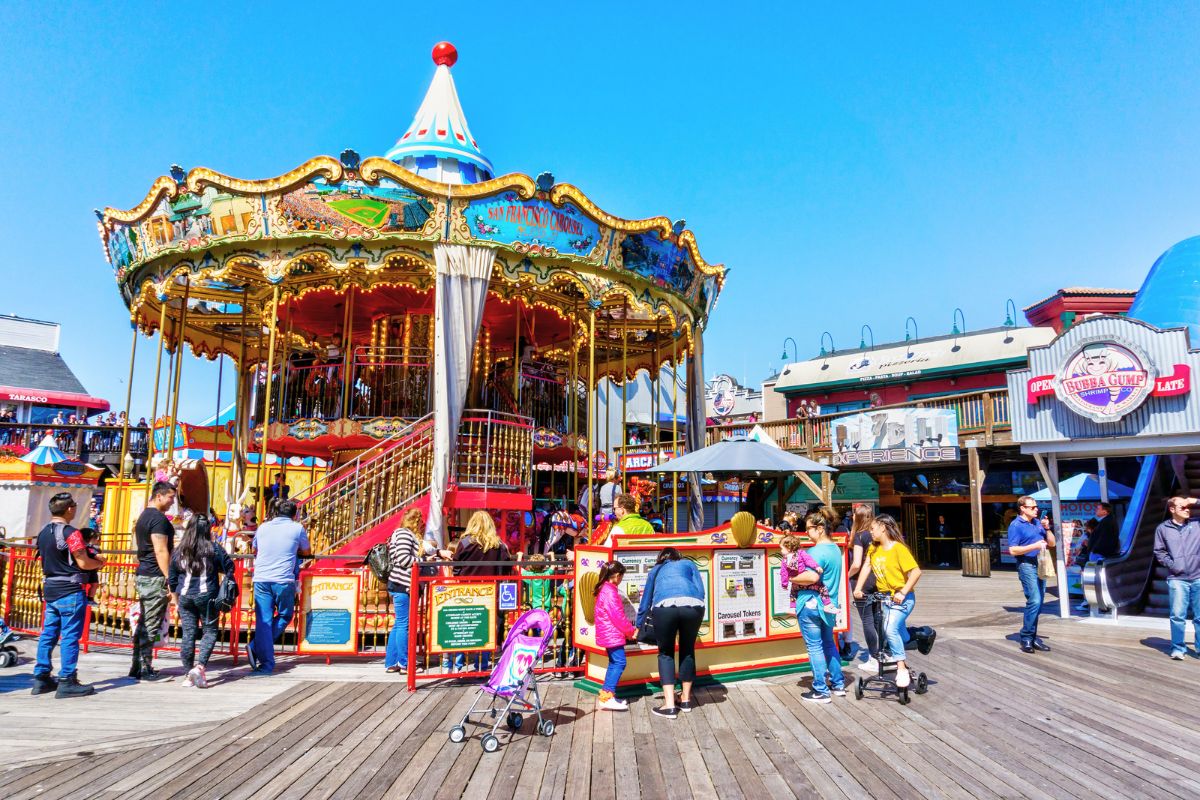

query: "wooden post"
left=967, top=441, right=987, bottom=544
left=982, top=391, right=995, bottom=446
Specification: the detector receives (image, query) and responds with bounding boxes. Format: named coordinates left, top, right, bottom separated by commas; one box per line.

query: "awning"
left=0, top=385, right=110, bottom=412
left=645, top=437, right=835, bottom=476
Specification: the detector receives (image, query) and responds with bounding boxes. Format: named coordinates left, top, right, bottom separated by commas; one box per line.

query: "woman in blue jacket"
left=636, top=547, right=706, bottom=718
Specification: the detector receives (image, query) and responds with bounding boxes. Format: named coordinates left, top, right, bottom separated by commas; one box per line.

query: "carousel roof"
left=384, top=42, right=494, bottom=184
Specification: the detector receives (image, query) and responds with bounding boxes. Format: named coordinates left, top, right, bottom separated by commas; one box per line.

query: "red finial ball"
left=432, top=42, right=458, bottom=67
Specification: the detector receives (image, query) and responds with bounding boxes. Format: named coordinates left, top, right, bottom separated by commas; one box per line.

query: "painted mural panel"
left=279, top=178, right=434, bottom=234
left=620, top=231, right=696, bottom=295
left=463, top=193, right=603, bottom=258
left=105, top=187, right=265, bottom=277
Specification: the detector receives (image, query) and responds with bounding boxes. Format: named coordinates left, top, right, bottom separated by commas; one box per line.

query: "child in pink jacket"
left=593, top=561, right=636, bottom=711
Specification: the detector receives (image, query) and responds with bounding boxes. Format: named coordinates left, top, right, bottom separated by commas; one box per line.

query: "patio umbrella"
left=21, top=434, right=68, bottom=466
left=1031, top=473, right=1134, bottom=502
left=643, top=437, right=835, bottom=477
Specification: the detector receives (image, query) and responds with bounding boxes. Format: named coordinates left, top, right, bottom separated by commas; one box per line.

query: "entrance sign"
left=298, top=573, right=360, bottom=654
left=830, top=408, right=959, bottom=467
left=429, top=584, right=497, bottom=653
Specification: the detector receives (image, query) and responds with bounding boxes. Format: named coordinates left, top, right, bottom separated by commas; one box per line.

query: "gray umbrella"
left=643, top=437, right=836, bottom=477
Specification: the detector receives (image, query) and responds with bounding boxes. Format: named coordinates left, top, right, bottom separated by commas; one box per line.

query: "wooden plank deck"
left=2, top=572, right=1198, bottom=799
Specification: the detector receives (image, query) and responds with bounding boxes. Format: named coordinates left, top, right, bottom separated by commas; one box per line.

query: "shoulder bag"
left=636, top=565, right=660, bottom=645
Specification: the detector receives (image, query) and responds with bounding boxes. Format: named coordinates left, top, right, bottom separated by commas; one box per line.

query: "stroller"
left=854, top=593, right=936, bottom=705
left=0, top=618, right=19, bottom=668
left=448, top=608, right=556, bottom=753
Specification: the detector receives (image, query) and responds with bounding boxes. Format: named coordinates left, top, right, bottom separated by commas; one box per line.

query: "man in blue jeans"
left=790, top=514, right=846, bottom=703
left=246, top=499, right=310, bottom=674
left=33, top=492, right=106, bottom=698
left=1153, top=496, right=1200, bottom=660
left=1007, top=495, right=1056, bottom=654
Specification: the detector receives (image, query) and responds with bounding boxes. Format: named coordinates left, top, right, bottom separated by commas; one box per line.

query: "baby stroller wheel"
left=0, top=649, right=14, bottom=668
left=506, top=712, right=523, bottom=731
left=537, top=719, right=555, bottom=736
left=898, top=688, right=911, bottom=705
left=481, top=733, right=500, bottom=753
left=854, top=677, right=864, bottom=700
left=448, top=725, right=466, bottom=743
left=915, top=673, right=928, bottom=695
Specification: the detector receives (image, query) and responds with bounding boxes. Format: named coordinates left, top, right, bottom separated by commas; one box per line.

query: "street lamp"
left=1003, top=298, right=1017, bottom=327
left=859, top=325, right=874, bottom=350
left=951, top=308, right=966, bottom=352
left=780, top=337, right=798, bottom=363
left=904, top=317, right=919, bottom=357
left=818, top=332, right=836, bottom=358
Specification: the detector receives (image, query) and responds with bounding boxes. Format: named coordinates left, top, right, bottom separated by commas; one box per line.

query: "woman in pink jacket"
left=594, top=561, right=637, bottom=711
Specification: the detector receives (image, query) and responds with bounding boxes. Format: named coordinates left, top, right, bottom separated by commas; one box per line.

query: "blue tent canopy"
left=1031, top=473, right=1134, bottom=502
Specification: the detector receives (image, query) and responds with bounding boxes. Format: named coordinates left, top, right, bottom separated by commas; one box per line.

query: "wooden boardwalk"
left=2, top=573, right=1198, bottom=799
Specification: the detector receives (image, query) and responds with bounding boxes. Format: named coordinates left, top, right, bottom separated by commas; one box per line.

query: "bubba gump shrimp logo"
left=1053, top=340, right=1156, bottom=423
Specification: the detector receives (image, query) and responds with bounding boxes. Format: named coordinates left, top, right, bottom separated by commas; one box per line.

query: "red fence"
left=1, top=544, right=579, bottom=686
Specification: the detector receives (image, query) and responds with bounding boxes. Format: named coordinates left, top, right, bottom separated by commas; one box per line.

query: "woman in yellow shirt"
left=853, top=514, right=922, bottom=688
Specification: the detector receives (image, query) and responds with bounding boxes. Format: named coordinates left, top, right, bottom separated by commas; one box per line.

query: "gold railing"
left=454, top=410, right=534, bottom=490
left=299, top=414, right=435, bottom=554
left=706, top=388, right=1012, bottom=455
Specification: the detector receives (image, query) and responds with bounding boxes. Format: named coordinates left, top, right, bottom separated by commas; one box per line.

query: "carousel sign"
left=1026, top=336, right=1191, bottom=423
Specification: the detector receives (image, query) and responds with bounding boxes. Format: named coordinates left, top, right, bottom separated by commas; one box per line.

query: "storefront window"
left=29, top=405, right=76, bottom=424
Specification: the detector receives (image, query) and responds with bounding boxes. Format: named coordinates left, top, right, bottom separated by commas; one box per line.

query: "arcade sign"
left=1026, top=337, right=1190, bottom=423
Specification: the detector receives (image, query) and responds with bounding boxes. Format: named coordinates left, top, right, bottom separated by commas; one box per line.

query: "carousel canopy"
left=385, top=42, right=494, bottom=184
left=21, top=434, right=67, bottom=465
left=644, top=437, right=835, bottom=477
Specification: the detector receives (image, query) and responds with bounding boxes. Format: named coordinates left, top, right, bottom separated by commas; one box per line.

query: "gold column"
left=209, top=305, right=227, bottom=504
left=232, top=290, right=249, bottom=505
left=116, top=321, right=138, bottom=484
left=257, top=286, right=281, bottom=510
left=620, top=303, right=628, bottom=488
left=166, top=277, right=190, bottom=462
left=513, top=304, right=522, bottom=405
left=570, top=309, right=578, bottom=500
left=144, top=297, right=169, bottom=497
left=340, top=287, right=354, bottom=417
left=672, top=331, right=679, bottom=535
left=586, top=306, right=596, bottom=536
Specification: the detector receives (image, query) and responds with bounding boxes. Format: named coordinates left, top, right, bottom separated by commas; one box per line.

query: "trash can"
left=961, top=543, right=991, bottom=578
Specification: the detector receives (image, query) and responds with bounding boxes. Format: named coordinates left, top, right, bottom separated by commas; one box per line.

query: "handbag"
left=213, top=574, right=240, bottom=613
left=1037, top=546, right=1057, bottom=582
left=636, top=566, right=659, bottom=646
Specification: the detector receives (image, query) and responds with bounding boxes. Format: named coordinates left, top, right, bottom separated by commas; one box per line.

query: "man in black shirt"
left=130, top=481, right=177, bottom=680
left=33, top=492, right=105, bottom=698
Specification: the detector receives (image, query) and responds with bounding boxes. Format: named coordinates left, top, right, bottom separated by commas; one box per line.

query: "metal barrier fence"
left=1, top=544, right=579, bottom=687
left=404, top=560, right=583, bottom=691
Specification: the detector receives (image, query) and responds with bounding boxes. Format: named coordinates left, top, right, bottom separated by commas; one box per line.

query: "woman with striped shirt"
left=384, top=507, right=422, bottom=674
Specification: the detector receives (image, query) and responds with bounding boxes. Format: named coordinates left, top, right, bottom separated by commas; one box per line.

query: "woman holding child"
left=787, top=513, right=846, bottom=703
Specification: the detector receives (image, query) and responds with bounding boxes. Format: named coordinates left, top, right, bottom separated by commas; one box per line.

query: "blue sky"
left=2, top=2, right=1199, bottom=421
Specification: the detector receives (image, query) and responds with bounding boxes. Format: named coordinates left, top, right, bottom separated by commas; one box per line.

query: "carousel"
left=96, top=42, right=726, bottom=555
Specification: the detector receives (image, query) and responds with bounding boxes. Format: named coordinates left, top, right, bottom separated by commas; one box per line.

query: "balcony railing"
left=706, top=388, right=1012, bottom=455
left=455, top=410, right=535, bottom=490
left=0, top=422, right=150, bottom=460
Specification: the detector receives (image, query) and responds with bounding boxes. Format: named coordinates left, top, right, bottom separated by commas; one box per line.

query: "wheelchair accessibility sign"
left=499, top=581, right=519, bottom=611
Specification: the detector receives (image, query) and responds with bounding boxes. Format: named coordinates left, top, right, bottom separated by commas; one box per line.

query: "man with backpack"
left=33, top=492, right=105, bottom=698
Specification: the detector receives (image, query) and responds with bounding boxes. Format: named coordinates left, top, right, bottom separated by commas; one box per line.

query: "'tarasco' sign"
left=1026, top=336, right=1191, bottom=423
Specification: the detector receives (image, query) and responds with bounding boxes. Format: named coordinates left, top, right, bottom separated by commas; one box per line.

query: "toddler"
left=79, top=527, right=102, bottom=607
left=778, top=535, right=836, bottom=614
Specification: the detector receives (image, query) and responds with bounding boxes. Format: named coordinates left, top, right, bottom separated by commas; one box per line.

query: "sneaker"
left=916, top=628, right=938, bottom=655
left=831, top=687, right=847, bottom=697
left=31, top=674, right=58, bottom=696
left=678, top=700, right=695, bottom=713
left=194, top=666, right=208, bottom=689
left=55, top=675, right=95, bottom=699
left=600, top=697, right=629, bottom=711
left=800, top=690, right=832, bottom=704
left=857, top=658, right=879, bottom=673
left=140, top=665, right=166, bottom=681
left=896, top=669, right=911, bottom=689
left=1075, top=601, right=1090, bottom=612
left=598, top=689, right=614, bottom=703
left=1170, top=650, right=1185, bottom=660
left=385, top=665, right=401, bottom=673
left=651, top=706, right=679, bottom=719
left=182, top=668, right=197, bottom=688
left=245, top=643, right=260, bottom=672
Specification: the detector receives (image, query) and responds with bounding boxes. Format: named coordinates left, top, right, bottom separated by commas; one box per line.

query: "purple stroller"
left=448, top=608, right=556, bottom=752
